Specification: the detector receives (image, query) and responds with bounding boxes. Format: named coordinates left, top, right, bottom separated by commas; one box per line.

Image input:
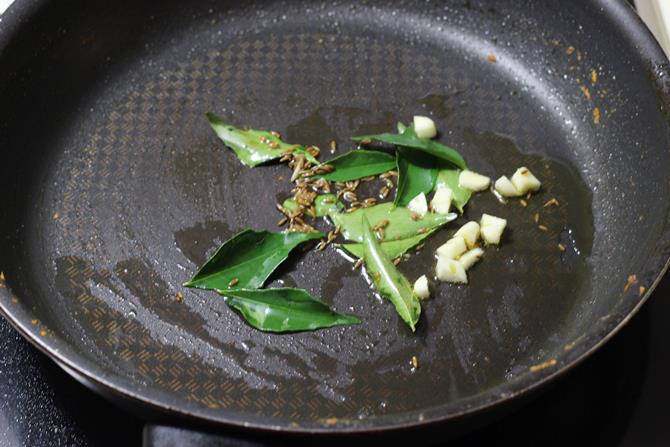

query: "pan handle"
left=143, top=425, right=288, bottom=447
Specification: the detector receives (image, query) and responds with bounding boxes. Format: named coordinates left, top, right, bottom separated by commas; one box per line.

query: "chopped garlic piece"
left=459, top=247, right=484, bottom=270
left=436, top=258, right=468, bottom=283
left=413, top=115, right=437, bottom=139
left=407, top=192, right=428, bottom=217
left=454, top=221, right=480, bottom=249
left=494, top=176, right=522, bottom=197
left=480, top=213, right=507, bottom=245
left=511, top=167, right=541, bottom=194
left=430, top=186, right=452, bottom=214
left=436, top=236, right=467, bottom=259
left=413, top=275, right=430, bottom=299
left=459, top=170, right=490, bottom=192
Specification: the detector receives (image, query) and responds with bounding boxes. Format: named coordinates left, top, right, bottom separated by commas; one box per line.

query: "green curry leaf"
left=339, top=231, right=435, bottom=260
left=316, top=150, right=395, bottom=182
left=217, top=288, right=360, bottom=332
left=394, top=147, right=438, bottom=206
left=184, top=229, right=323, bottom=291
left=362, top=217, right=421, bottom=331
left=328, top=202, right=456, bottom=243
left=352, top=126, right=466, bottom=170
left=207, top=113, right=319, bottom=166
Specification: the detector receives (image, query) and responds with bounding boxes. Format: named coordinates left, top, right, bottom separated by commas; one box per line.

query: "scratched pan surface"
left=1, top=0, right=670, bottom=434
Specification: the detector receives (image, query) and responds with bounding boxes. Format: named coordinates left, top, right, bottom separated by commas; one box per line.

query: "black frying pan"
left=1, top=0, right=670, bottom=442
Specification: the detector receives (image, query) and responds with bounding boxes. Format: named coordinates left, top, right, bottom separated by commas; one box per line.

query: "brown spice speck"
left=593, top=107, right=601, bottom=125
left=228, top=278, right=240, bottom=288
left=529, top=358, right=557, bottom=372
left=624, top=274, right=638, bottom=292
left=487, top=54, right=497, bottom=63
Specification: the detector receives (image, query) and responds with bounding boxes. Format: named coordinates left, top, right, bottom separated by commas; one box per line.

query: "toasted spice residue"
left=624, top=274, right=638, bottom=292
left=639, top=285, right=646, bottom=296
left=487, top=54, right=497, bottom=63
left=566, top=46, right=575, bottom=55
left=39, top=329, right=48, bottom=337
left=591, top=68, right=598, bottom=84
left=529, top=358, right=557, bottom=372
left=175, top=292, right=184, bottom=303
left=593, top=107, right=601, bottom=125
left=580, top=85, right=592, bottom=100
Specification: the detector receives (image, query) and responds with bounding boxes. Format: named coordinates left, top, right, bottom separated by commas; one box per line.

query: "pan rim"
left=1, top=0, right=670, bottom=435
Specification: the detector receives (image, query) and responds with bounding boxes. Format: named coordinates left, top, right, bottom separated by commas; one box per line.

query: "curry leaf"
left=316, top=150, right=395, bottom=182
left=328, top=202, right=456, bottom=243
left=314, top=194, right=344, bottom=217
left=207, top=113, right=319, bottom=166
left=217, top=288, right=360, bottom=332
left=352, top=126, right=466, bottom=170
left=395, top=147, right=438, bottom=206
left=362, top=217, right=421, bottom=331
left=340, top=231, right=435, bottom=260
left=435, top=168, right=471, bottom=212
left=184, top=229, right=323, bottom=291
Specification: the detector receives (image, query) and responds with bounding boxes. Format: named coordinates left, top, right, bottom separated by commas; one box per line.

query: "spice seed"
left=228, top=278, right=240, bottom=287
left=277, top=217, right=288, bottom=226
left=393, top=258, right=401, bottom=266
left=558, top=243, right=566, bottom=252
left=175, top=292, right=184, bottom=303
left=411, top=355, right=419, bottom=369
left=354, top=258, right=364, bottom=269
left=533, top=213, right=540, bottom=224
left=538, top=225, right=548, bottom=232
left=330, top=140, right=337, bottom=153
left=375, top=271, right=382, bottom=281
left=543, top=198, right=560, bottom=208
left=520, top=199, right=528, bottom=207
left=624, top=274, right=638, bottom=292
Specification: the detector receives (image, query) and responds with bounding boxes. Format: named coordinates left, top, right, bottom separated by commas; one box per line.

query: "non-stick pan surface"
left=1, top=0, right=670, bottom=434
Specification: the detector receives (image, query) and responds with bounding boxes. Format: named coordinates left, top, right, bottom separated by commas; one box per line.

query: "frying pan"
left=1, top=0, right=670, bottom=442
